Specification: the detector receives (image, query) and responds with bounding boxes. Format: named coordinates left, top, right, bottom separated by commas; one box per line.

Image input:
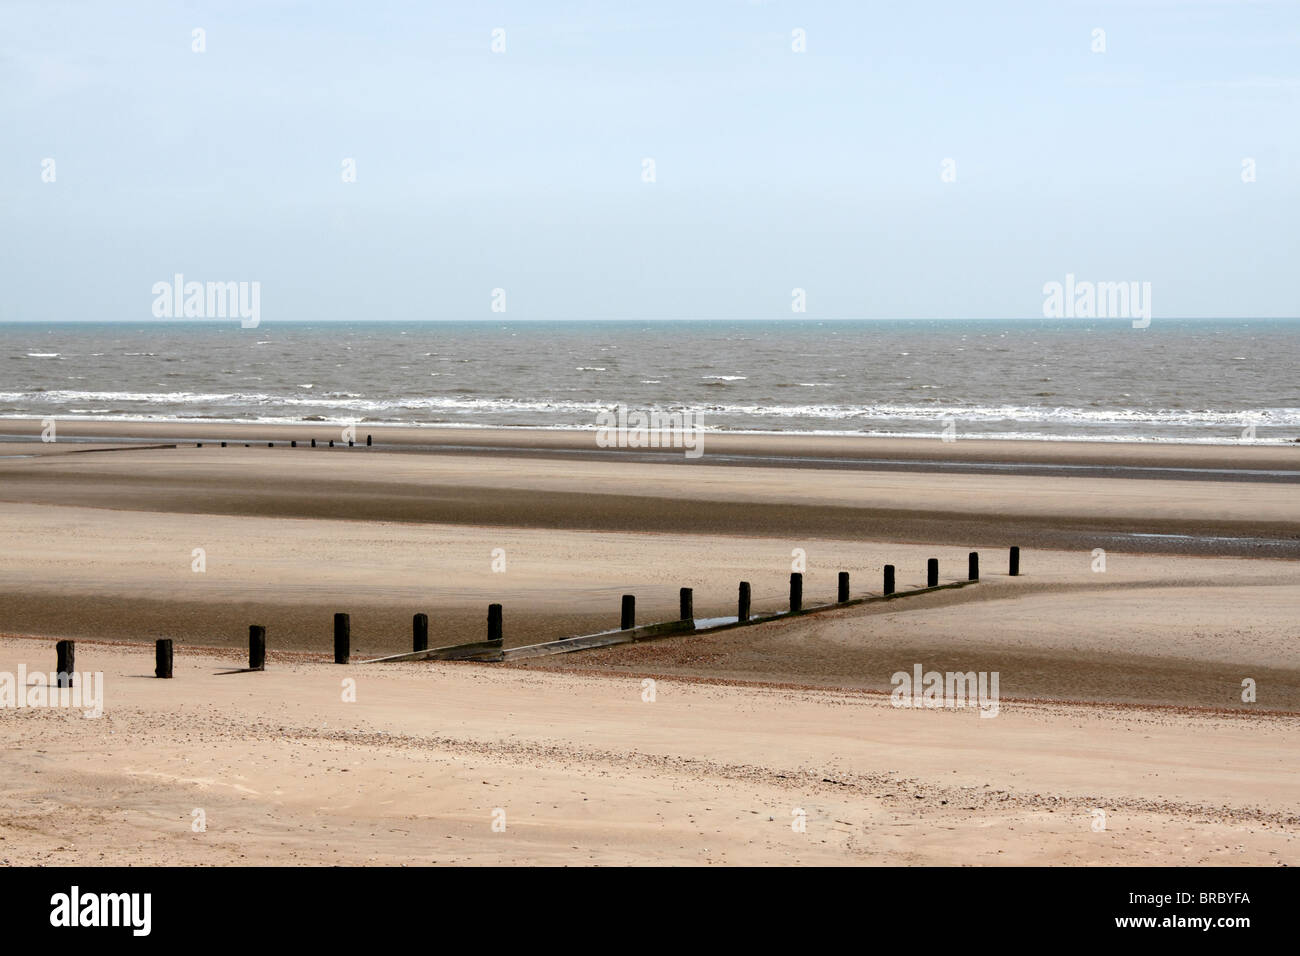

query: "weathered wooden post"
left=329, top=440, right=334, bottom=447
left=366, top=434, right=372, bottom=447
left=621, top=594, right=636, bottom=630
left=927, top=558, right=938, bottom=588
left=221, top=441, right=227, bottom=447
left=884, top=565, right=896, bottom=595
left=679, top=587, right=693, bottom=621
left=334, top=613, right=350, bottom=664
left=291, top=440, right=296, bottom=447
left=1009, top=546, right=1020, bottom=576
left=248, top=625, right=265, bottom=671
left=487, top=603, right=503, bottom=644
left=413, top=613, right=429, bottom=652
left=789, top=573, right=803, bottom=613
left=311, top=438, right=316, bottom=447
left=155, top=639, right=173, bottom=678
left=55, top=640, right=74, bottom=688
left=838, top=571, right=850, bottom=603
left=738, top=582, right=751, bottom=622
left=968, top=552, right=979, bottom=581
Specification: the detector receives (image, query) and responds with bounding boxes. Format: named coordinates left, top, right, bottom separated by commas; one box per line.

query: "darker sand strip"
left=514, top=622, right=1300, bottom=713
left=0, top=461, right=1296, bottom=556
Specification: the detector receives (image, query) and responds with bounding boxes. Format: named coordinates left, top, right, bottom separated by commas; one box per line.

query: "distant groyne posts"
left=1009, top=545, right=1021, bottom=576
left=192, top=431, right=383, bottom=452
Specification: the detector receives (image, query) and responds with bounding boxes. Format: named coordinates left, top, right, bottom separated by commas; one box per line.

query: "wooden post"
left=738, top=581, right=751, bottom=622
left=248, top=625, right=265, bottom=671
left=311, top=438, right=316, bottom=447
left=968, top=552, right=979, bottom=581
left=487, top=603, right=503, bottom=644
left=884, top=565, right=896, bottom=595
left=412, top=613, right=428, bottom=653
left=221, top=441, right=226, bottom=447
left=55, top=640, right=74, bottom=688
left=789, top=573, right=802, bottom=613
left=267, top=442, right=274, bottom=447
left=679, top=587, right=693, bottom=621
left=621, top=594, right=635, bottom=630
left=291, top=440, right=296, bottom=447
left=329, top=440, right=334, bottom=447
left=196, top=442, right=202, bottom=448
left=334, top=613, right=350, bottom=664
left=838, top=571, right=850, bottom=603
left=155, top=639, right=173, bottom=679
left=366, top=434, right=372, bottom=447
left=1009, top=546, right=1020, bottom=576
left=927, top=558, right=938, bottom=588
left=348, top=440, right=354, bottom=447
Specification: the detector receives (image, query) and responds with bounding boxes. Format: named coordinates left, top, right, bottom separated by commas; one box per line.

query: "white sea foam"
left=2, top=320, right=1297, bottom=443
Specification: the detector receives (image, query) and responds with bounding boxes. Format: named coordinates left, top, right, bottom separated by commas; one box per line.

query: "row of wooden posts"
left=70, top=547, right=1022, bottom=678
left=194, top=435, right=374, bottom=449
left=45, top=546, right=1019, bottom=681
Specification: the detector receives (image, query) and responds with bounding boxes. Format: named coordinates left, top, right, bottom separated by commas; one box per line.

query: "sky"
left=2, top=0, right=1298, bottom=322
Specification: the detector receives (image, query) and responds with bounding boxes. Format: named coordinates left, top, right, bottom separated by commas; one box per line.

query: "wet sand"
left=2, top=416, right=1299, bottom=471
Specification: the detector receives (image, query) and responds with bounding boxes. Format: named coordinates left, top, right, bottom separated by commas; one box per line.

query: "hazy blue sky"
left=2, top=1, right=1297, bottom=321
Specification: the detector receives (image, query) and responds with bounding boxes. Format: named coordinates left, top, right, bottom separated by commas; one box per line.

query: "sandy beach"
left=0, top=422, right=1296, bottom=864
left=1, top=638, right=1295, bottom=866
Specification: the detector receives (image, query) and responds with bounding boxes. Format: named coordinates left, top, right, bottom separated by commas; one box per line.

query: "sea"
left=1, top=319, right=1297, bottom=444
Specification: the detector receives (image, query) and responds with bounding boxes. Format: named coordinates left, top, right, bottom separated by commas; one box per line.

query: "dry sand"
left=0, top=638, right=1295, bottom=866
left=0, top=423, right=1296, bottom=864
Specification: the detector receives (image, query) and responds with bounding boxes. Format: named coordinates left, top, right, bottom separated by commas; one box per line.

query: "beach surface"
left=1, top=637, right=1295, bottom=866
left=0, top=421, right=1295, bottom=863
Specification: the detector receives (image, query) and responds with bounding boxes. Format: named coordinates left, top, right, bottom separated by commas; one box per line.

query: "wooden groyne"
left=358, top=549, right=1007, bottom=665
left=41, top=549, right=1018, bottom=674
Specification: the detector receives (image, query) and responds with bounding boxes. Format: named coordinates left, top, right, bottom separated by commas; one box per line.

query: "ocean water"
left=1, top=319, right=1298, bottom=443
